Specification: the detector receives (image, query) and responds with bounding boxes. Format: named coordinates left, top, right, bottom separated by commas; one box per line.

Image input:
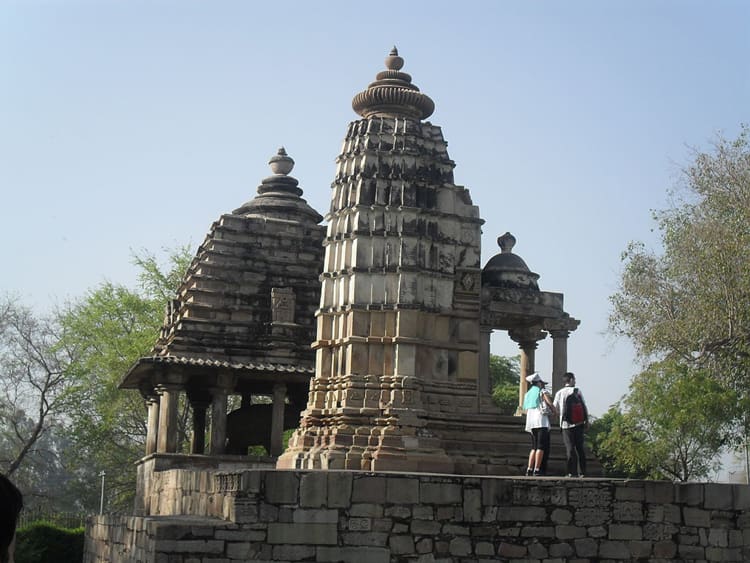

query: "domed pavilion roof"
left=482, top=232, right=540, bottom=291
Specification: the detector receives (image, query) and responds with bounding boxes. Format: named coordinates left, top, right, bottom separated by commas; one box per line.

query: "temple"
left=119, top=147, right=324, bottom=512
left=277, top=48, right=579, bottom=474
left=83, top=49, right=623, bottom=563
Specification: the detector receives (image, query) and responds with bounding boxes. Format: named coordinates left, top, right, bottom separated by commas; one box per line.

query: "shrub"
left=15, top=521, right=84, bottom=563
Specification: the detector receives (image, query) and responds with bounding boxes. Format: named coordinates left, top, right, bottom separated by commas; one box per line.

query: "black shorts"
left=530, top=427, right=549, bottom=450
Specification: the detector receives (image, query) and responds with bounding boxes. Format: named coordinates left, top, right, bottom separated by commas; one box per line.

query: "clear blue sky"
left=2, top=1, right=748, bottom=418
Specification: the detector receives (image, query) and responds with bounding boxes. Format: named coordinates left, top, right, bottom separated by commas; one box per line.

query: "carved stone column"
left=550, top=330, right=569, bottom=393
left=210, top=388, right=228, bottom=455
left=188, top=394, right=210, bottom=455
left=544, top=316, right=581, bottom=393
left=270, top=383, right=287, bottom=457
left=144, top=393, right=160, bottom=455
left=156, top=384, right=179, bottom=453
left=478, top=327, right=494, bottom=412
left=509, top=327, right=547, bottom=415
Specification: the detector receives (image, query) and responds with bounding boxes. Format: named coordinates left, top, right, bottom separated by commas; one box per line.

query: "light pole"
left=99, top=470, right=106, bottom=515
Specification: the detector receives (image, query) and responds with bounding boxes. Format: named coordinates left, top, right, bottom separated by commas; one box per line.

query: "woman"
left=523, top=372, right=556, bottom=476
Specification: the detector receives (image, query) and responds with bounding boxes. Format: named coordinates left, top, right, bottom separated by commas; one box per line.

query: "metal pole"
left=99, top=471, right=106, bottom=515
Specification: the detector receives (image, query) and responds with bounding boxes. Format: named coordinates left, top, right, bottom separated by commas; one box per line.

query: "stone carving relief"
left=271, top=287, right=296, bottom=324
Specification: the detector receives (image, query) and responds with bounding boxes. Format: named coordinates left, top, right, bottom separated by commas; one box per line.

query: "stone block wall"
left=85, top=469, right=750, bottom=562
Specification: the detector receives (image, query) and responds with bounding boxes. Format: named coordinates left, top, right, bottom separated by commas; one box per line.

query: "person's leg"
left=561, top=428, right=577, bottom=476
left=527, top=430, right=538, bottom=475
left=533, top=449, right=544, bottom=471
left=539, top=428, right=550, bottom=475
left=574, top=425, right=587, bottom=475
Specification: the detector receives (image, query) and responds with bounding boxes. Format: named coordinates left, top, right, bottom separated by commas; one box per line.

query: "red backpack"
left=563, top=388, right=586, bottom=425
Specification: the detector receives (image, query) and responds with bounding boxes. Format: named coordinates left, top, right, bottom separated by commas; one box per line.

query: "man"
left=0, top=474, right=23, bottom=563
left=553, top=372, right=589, bottom=477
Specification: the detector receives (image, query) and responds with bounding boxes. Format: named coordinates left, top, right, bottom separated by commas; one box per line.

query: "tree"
left=595, top=361, right=732, bottom=481
left=0, top=298, right=73, bottom=477
left=586, top=407, right=648, bottom=479
left=610, top=125, right=750, bottom=480
left=56, top=245, right=193, bottom=510
left=489, top=354, right=520, bottom=414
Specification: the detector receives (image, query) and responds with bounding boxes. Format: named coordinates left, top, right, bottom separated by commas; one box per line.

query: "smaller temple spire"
left=352, top=47, right=435, bottom=120
left=233, top=148, right=322, bottom=223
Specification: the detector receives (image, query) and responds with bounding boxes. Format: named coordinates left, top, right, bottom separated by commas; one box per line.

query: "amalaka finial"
left=385, top=46, right=404, bottom=71
left=498, top=232, right=517, bottom=253
left=352, top=47, right=434, bottom=120
left=269, top=147, right=294, bottom=176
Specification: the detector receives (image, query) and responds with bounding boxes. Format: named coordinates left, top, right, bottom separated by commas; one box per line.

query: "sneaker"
left=578, top=474, right=585, bottom=478
left=525, top=468, right=533, bottom=476
left=533, top=469, right=541, bottom=477
left=566, top=473, right=573, bottom=478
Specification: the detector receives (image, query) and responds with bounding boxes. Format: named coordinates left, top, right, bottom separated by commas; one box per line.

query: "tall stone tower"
left=278, top=49, right=485, bottom=472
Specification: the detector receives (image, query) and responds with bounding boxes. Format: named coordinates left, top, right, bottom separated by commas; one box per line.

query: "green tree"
left=610, top=126, right=750, bottom=480
left=595, top=361, right=732, bottom=481
left=587, top=407, right=652, bottom=479
left=489, top=354, right=520, bottom=414
left=57, top=246, right=192, bottom=510
left=0, top=298, right=72, bottom=481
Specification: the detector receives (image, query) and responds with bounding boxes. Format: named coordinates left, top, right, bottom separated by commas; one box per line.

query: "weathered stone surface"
left=316, top=546, right=389, bottom=563
left=267, top=523, right=337, bottom=545
left=599, top=540, right=630, bottom=559
left=497, top=542, right=526, bottom=557
left=609, top=524, right=643, bottom=540
left=684, top=506, right=711, bottom=527
left=704, top=483, right=734, bottom=509
left=271, top=545, right=315, bottom=561
left=420, top=482, right=461, bottom=504
left=389, top=534, right=415, bottom=554
left=300, top=471, right=327, bottom=507
left=386, top=477, right=420, bottom=504
left=352, top=476, right=386, bottom=503
left=292, top=508, right=338, bottom=524
left=264, top=471, right=299, bottom=504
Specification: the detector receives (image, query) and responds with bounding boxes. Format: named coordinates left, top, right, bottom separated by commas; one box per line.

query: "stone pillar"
left=478, top=327, right=493, bottom=412
left=144, top=393, right=160, bottom=455
left=210, top=389, right=228, bottom=455
left=156, top=385, right=179, bottom=454
left=550, top=330, right=570, bottom=394
left=509, top=328, right=546, bottom=415
left=270, top=383, right=287, bottom=457
left=189, top=396, right=210, bottom=455
left=544, top=316, right=580, bottom=393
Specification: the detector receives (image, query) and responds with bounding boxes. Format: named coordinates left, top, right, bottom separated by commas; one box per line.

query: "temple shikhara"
left=85, top=49, right=712, bottom=563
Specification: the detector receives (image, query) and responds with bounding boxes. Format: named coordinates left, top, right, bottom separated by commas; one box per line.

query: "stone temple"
left=277, top=48, right=580, bottom=474
left=83, top=50, right=750, bottom=563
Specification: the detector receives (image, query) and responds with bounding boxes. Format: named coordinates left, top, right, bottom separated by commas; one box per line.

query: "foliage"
left=15, top=522, right=84, bottom=563
left=489, top=354, right=520, bottom=414
left=587, top=407, right=653, bottom=479
left=610, top=126, right=750, bottom=369
left=56, top=245, right=193, bottom=511
left=595, top=361, right=732, bottom=481
left=0, top=297, right=76, bottom=507
left=609, top=126, right=750, bottom=478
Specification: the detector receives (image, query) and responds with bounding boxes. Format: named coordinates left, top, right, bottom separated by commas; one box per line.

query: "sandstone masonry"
left=84, top=470, right=750, bottom=562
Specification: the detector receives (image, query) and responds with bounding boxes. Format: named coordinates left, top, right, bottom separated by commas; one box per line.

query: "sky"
left=1, top=1, right=748, bottom=423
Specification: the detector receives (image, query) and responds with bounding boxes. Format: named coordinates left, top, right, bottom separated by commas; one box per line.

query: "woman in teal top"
left=523, top=372, right=556, bottom=476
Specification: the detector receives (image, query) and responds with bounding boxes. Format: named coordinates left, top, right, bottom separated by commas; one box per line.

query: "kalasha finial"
left=498, top=232, right=517, bottom=253
left=351, top=47, right=434, bottom=120
left=385, top=46, right=404, bottom=70
left=268, top=147, right=294, bottom=175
